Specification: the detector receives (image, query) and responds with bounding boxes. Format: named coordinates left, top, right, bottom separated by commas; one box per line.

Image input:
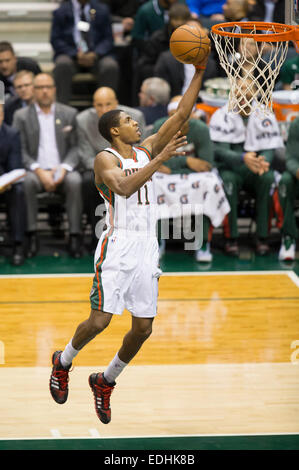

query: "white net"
left=211, top=24, right=289, bottom=115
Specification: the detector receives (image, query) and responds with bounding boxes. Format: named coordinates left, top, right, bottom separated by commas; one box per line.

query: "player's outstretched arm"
left=141, top=57, right=209, bottom=158
left=94, top=132, right=187, bottom=198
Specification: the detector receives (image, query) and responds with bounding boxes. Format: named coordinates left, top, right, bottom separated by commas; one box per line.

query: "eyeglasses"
left=34, top=85, right=55, bottom=90
left=15, top=83, right=33, bottom=90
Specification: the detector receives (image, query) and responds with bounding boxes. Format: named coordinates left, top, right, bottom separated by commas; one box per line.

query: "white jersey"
left=96, top=146, right=156, bottom=238
left=91, top=145, right=161, bottom=317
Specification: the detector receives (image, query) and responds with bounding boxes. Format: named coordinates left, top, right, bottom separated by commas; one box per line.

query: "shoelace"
left=53, top=369, right=69, bottom=390
left=94, top=383, right=114, bottom=410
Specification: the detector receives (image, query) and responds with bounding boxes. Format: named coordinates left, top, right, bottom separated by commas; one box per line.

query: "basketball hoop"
left=211, top=21, right=299, bottom=115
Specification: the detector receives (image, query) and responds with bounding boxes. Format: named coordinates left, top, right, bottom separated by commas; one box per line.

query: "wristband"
left=195, top=64, right=206, bottom=70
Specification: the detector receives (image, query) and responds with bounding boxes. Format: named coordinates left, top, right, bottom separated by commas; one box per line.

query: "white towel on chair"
left=209, top=104, right=284, bottom=151
left=152, top=170, right=230, bottom=227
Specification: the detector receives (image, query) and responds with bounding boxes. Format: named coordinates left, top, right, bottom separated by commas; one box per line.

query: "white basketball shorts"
left=90, top=231, right=162, bottom=317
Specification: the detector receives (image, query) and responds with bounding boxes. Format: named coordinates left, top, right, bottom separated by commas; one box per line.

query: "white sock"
left=103, top=353, right=128, bottom=384
left=60, top=339, right=79, bottom=368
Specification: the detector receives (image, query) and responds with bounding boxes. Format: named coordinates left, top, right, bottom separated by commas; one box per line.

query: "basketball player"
left=49, top=57, right=209, bottom=424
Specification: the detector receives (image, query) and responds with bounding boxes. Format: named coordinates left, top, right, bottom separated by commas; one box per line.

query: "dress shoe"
left=11, top=244, right=25, bottom=266
left=27, top=232, right=39, bottom=258
left=69, top=234, right=82, bottom=259
left=256, top=239, right=270, bottom=256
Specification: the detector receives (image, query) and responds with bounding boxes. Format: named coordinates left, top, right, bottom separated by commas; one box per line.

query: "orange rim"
left=211, top=21, right=299, bottom=43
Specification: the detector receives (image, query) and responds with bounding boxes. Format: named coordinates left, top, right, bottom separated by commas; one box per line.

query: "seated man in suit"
left=133, top=3, right=191, bottom=95
left=0, top=41, right=41, bottom=100
left=4, top=70, right=34, bottom=126
left=13, top=73, right=83, bottom=258
left=136, top=77, right=171, bottom=126
left=76, top=86, right=146, bottom=249
left=0, top=104, right=26, bottom=266
left=50, top=0, right=119, bottom=105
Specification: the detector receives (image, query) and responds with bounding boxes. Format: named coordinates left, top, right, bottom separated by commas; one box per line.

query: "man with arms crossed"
left=49, top=55, right=209, bottom=424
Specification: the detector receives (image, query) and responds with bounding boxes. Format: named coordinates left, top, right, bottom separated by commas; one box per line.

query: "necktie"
left=79, top=5, right=91, bottom=52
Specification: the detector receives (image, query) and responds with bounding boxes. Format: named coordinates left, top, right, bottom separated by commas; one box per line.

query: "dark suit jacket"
left=4, top=96, right=24, bottom=126
left=154, top=50, right=185, bottom=97
left=0, top=123, right=23, bottom=175
left=50, top=0, right=114, bottom=60
left=12, top=102, right=79, bottom=170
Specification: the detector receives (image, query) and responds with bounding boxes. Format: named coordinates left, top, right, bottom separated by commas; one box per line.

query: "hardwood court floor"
left=0, top=271, right=298, bottom=439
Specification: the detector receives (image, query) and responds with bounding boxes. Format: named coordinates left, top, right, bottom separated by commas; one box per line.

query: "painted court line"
left=0, top=431, right=298, bottom=442
left=0, top=270, right=297, bottom=279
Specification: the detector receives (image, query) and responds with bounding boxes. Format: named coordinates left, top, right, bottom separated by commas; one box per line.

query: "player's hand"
left=186, top=157, right=211, bottom=172
left=243, top=152, right=260, bottom=174
left=157, top=164, right=172, bottom=174
left=296, top=168, right=299, bottom=180
left=257, top=155, right=270, bottom=175
left=194, top=46, right=210, bottom=70
left=157, top=131, right=188, bottom=163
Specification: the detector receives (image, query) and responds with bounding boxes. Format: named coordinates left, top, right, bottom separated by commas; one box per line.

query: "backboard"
left=285, top=0, right=299, bottom=25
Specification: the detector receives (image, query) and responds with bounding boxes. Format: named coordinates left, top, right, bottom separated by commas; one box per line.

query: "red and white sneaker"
left=49, top=351, right=71, bottom=404
left=88, top=373, right=115, bottom=424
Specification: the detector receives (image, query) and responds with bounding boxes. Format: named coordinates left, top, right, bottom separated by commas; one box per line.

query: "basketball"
left=169, top=23, right=210, bottom=65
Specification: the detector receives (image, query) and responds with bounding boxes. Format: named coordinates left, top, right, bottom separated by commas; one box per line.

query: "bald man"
left=76, top=87, right=146, bottom=249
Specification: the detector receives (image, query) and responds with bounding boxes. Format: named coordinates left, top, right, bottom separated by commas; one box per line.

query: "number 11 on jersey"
left=137, top=184, right=150, bottom=205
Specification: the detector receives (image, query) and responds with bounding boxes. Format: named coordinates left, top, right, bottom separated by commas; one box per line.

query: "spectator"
left=136, top=3, right=191, bottom=85
left=13, top=73, right=83, bottom=259
left=0, top=41, right=41, bottom=99
left=209, top=79, right=284, bottom=256
left=50, top=0, right=119, bottom=105
left=222, top=0, right=255, bottom=21
left=0, top=103, right=26, bottom=266
left=186, top=0, right=225, bottom=27
left=101, top=0, right=140, bottom=35
left=4, top=70, right=34, bottom=126
left=76, top=86, right=146, bottom=249
left=152, top=95, right=228, bottom=262
left=278, top=115, right=299, bottom=261
left=247, top=0, right=284, bottom=23
left=100, top=0, right=141, bottom=107
left=132, top=0, right=182, bottom=55
left=278, top=55, right=299, bottom=90
left=137, top=77, right=171, bottom=125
